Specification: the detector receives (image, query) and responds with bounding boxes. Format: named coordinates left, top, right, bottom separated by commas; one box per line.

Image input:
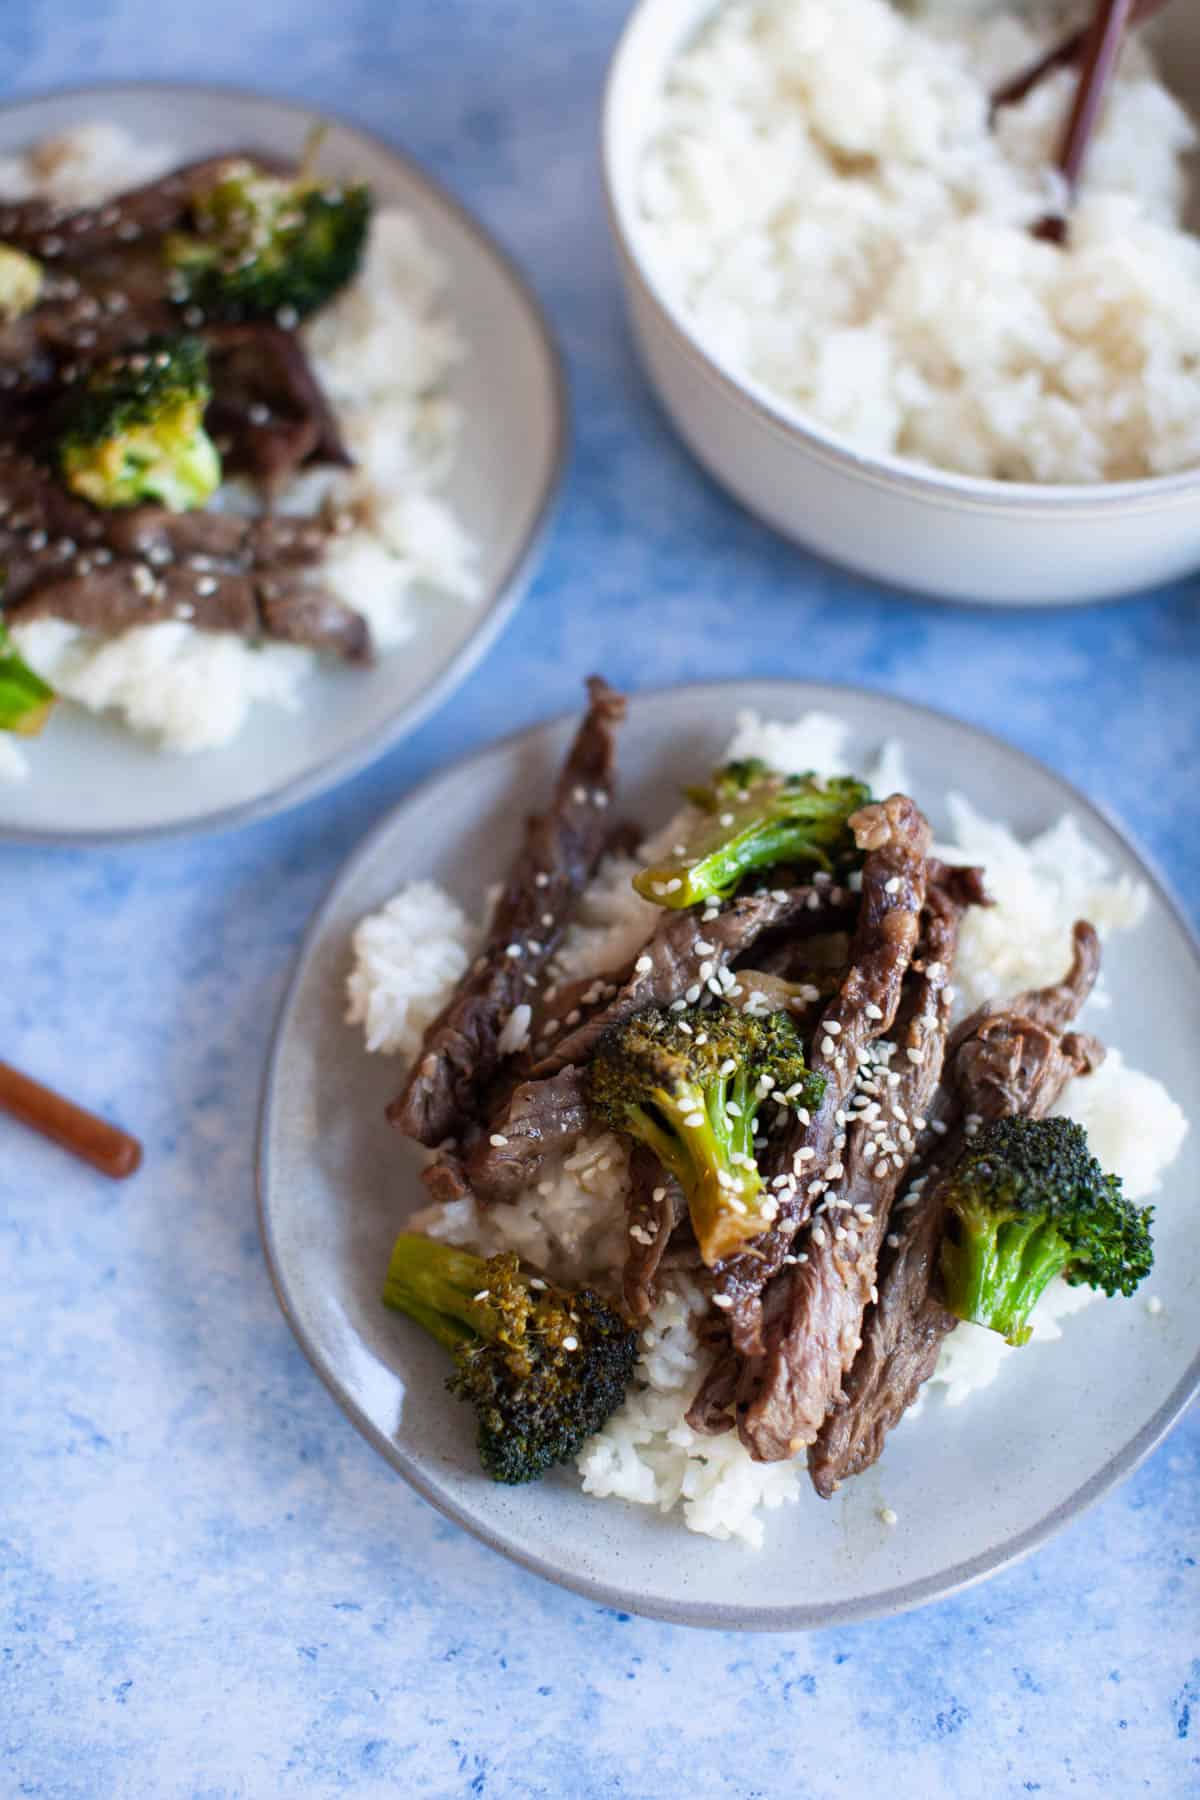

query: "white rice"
left=3, top=124, right=479, bottom=765
left=348, top=712, right=1188, bottom=1544
left=637, top=0, right=1200, bottom=483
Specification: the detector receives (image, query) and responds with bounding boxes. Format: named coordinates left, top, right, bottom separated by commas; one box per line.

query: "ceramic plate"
left=0, top=85, right=566, bottom=843
left=258, top=682, right=1200, bottom=1630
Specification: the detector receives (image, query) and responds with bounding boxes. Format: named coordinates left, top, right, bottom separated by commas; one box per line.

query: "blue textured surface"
left=2, top=3, right=1198, bottom=1795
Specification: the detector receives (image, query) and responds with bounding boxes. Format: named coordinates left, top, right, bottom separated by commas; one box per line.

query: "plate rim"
left=256, top=677, right=1200, bottom=1631
left=0, top=79, right=569, bottom=847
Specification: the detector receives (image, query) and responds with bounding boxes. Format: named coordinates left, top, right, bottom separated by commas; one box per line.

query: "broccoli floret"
left=0, top=621, right=55, bottom=735
left=164, top=149, right=370, bottom=325
left=939, top=1115, right=1154, bottom=1346
left=54, top=334, right=220, bottom=511
left=634, top=759, right=870, bottom=909
left=382, top=1233, right=638, bottom=1484
left=586, top=1001, right=825, bottom=1265
left=0, top=243, right=42, bottom=321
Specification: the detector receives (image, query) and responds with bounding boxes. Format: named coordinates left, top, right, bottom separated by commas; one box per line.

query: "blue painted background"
left=2, top=3, right=1198, bottom=1795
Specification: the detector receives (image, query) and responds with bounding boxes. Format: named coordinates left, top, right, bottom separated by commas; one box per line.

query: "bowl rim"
left=0, top=78, right=570, bottom=847
left=257, top=675, right=1200, bottom=1632
left=601, top=0, right=1200, bottom=518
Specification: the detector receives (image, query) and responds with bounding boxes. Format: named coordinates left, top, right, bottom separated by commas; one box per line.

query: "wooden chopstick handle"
left=0, top=1059, right=142, bottom=1179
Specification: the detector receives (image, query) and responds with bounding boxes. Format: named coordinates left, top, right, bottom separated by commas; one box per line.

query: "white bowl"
left=602, top=0, right=1200, bottom=606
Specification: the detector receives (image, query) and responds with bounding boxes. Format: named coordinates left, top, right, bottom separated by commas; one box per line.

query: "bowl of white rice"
left=602, top=0, right=1200, bottom=604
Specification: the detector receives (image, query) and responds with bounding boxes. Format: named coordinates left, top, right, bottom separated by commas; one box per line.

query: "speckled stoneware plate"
left=258, top=682, right=1200, bottom=1630
left=0, top=84, right=566, bottom=843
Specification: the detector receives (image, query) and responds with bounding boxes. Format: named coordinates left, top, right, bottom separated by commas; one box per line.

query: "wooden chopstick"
left=1033, top=0, right=1140, bottom=244
left=0, top=1058, right=142, bottom=1179
left=991, top=0, right=1170, bottom=118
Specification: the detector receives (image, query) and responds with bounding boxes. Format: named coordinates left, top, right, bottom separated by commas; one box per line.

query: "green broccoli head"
left=0, top=621, right=55, bottom=736
left=164, top=153, right=371, bottom=325
left=586, top=1001, right=825, bottom=1266
left=0, top=242, right=42, bottom=321
left=633, top=760, right=870, bottom=909
left=939, top=1115, right=1154, bottom=1346
left=382, top=1234, right=638, bottom=1484
left=54, top=334, right=221, bottom=511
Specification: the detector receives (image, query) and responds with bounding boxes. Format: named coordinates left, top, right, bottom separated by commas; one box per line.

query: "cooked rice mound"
left=637, top=0, right=1200, bottom=483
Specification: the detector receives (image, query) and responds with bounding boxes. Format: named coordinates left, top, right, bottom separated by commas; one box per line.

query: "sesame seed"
left=885, top=877, right=901, bottom=895
left=505, top=943, right=523, bottom=959
left=652, top=1187, right=667, bottom=1202
left=685, top=983, right=702, bottom=1004
left=665, top=878, right=683, bottom=894
left=694, top=939, right=715, bottom=955
left=825, top=1021, right=843, bottom=1036
left=195, top=576, right=218, bottom=597
left=865, top=1003, right=884, bottom=1022
left=821, top=1036, right=835, bottom=1057
left=719, top=1058, right=737, bottom=1077
left=563, top=1336, right=579, bottom=1352
left=875, top=1161, right=889, bottom=1179
left=1146, top=1295, right=1164, bottom=1316
left=593, top=790, right=608, bottom=808
left=811, top=1227, right=826, bottom=1247
left=535, top=872, right=549, bottom=888
left=473, top=1290, right=490, bottom=1302
left=529, top=1278, right=546, bottom=1291
left=719, top=812, right=734, bottom=827
left=879, top=1507, right=898, bottom=1527
left=887, top=1233, right=900, bottom=1248
left=489, top=1133, right=508, bottom=1147
left=565, top=1010, right=581, bottom=1026
left=712, top=1294, right=734, bottom=1311
left=634, top=955, right=653, bottom=975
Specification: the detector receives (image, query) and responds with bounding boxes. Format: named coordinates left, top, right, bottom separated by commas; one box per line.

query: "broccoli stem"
left=941, top=1207, right=1073, bottom=1347
left=635, top=1070, right=769, bottom=1265
left=634, top=770, right=868, bottom=909
left=0, top=626, right=55, bottom=736
left=382, top=1232, right=496, bottom=1349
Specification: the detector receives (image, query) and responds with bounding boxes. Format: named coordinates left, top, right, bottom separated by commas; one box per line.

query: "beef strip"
left=388, top=677, right=627, bottom=1148
left=455, top=1065, right=592, bottom=1206
left=808, top=920, right=1105, bottom=1496
left=534, top=880, right=858, bottom=1077
left=623, top=1147, right=685, bottom=1320
left=464, top=881, right=857, bottom=1207
left=0, top=451, right=368, bottom=659
left=0, top=151, right=293, bottom=263
left=735, top=870, right=957, bottom=1463
left=712, top=796, right=934, bottom=1359
left=205, top=325, right=352, bottom=484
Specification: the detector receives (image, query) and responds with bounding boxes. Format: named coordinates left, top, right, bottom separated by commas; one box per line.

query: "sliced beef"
left=534, top=879, right=857, bottom=1078
left=388, top=677, right=627, bottom=1148
left=712, top=796, right=934, bottom=1358
left=205, top=325, right=352, bottom=485
left=808, top=920, right=1105, bottom=1496
left=0, top=151, right=293, bottom=263
left=950, top=920, right=1103, bottom=1118
left=465, top=881, right=857, bottom=1207
left=735, top=871, right=957, bottom=1463
left=623, top=1148, right=685, bottom=1321
left=455, top=1066, right=591, bottom=1207
left=0, top=451, right=367, bottom=659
